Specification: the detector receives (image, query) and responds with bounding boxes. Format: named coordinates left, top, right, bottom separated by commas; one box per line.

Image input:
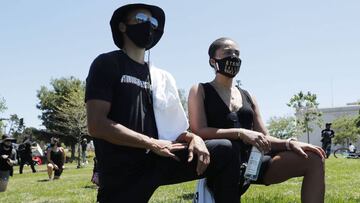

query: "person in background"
left=349, top=143, right=356, bottom=153
left=321, top=123, right=335, bottom=158
left=18, top=136, right=37, bottom=174
left=81, top=138, right=88, bottom=164
left=0, top=135, right=17, bottom=192
left=46, top=137, right=66, bottom=180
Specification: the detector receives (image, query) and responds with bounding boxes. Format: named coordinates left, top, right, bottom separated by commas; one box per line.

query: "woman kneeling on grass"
left=188, top=37, right=326, bottom=203
left=47, top=137, right=66, bottom=180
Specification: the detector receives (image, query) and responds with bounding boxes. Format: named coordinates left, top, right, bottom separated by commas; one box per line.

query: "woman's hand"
left=289, top=141, right=326, bottom=160
left=53, top=164, right=59, bottom=170
left=150, top=139, right=187, bottom=161
left=239, top=129, right=271, bottom=153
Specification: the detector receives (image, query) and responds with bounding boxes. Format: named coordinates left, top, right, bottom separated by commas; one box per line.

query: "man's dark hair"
left=208, top=37, right=233, bottom=59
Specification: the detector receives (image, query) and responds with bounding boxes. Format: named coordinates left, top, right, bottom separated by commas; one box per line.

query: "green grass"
left=0, top=157, right=359, bottom=203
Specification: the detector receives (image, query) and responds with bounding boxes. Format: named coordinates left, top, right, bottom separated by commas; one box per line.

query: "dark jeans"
left=97, top=139, right=241, bottom=203
left=322, top=142, right=331, bottom=158
left=19, top=157, right=36, bottom=174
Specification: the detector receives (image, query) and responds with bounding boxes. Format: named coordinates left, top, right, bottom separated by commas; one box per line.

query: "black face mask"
left=213, top=56, right=242, bottom=78
left=126, top=22, right=154, bottom=49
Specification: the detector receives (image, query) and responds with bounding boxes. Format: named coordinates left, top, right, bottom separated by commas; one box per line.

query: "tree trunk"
left=71, top=143, right=76, bottom=161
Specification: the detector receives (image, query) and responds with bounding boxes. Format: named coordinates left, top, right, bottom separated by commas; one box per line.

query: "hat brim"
left=110, top=3, right=165, bottom=50
left=1, top=138, right=15, bottom=143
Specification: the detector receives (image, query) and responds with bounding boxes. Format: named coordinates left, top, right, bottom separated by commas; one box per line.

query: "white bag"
left=193, top=178, right=215, bottom=203
left=150, top=65, right=189, bottom=141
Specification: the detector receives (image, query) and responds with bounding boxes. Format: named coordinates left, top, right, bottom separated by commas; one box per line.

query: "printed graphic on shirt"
left=120, top=75, right=151, bottom=90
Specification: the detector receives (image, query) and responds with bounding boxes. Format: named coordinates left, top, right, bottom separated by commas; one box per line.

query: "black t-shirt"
left=0, top=143, right=16, bottom=171
left=81, top=141, right=87, bottom=151
left=85, top=50, right=158, bottom=174
left=321, top=129, right=334, bottom=143
left=19, top=140, right=32, bottom=158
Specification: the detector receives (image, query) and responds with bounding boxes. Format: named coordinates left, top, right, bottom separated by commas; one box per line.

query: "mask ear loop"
left=147, top=49, right=151, bottom=65
left=145, top=49, right=153, bottom=108
left=210, top=58, right=219, bottom=74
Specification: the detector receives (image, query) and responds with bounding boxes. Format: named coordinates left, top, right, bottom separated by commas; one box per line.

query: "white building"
left=297, top=104, right=360, bottom=150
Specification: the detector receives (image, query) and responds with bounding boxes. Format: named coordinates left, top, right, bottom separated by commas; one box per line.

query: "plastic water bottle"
left=244, top=146, right=263, bottom=181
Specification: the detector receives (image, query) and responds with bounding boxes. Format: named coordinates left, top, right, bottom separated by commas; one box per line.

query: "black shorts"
left=53, top=166, right=63, bottom=177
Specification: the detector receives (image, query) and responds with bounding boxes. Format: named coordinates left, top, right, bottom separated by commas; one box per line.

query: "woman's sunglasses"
left=134, top=13, right=159, bottom=29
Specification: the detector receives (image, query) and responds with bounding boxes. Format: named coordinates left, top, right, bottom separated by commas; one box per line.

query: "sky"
left=0, top=0, right=359, bottom=130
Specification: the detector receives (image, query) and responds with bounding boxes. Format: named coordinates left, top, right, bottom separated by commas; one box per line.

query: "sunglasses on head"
left=134, top=13, right=159, bottom=29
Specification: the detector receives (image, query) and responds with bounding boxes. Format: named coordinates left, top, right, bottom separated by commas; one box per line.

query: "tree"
left=267, top=116, right=299, bottom=139
left=0, top=96, right=7, bottom=135
left=332, top=115, right=360, bottom=145
left=178, top=89, right=188, bottom=116
left=6, top=114, right=25, bottom=141
left=0, top=96, right=6, bottom=113
left=287, top=91, right=322, bottom=143
left=37, top=77, right=87, bottom=160
left=356, top=110, right=360, bottom=129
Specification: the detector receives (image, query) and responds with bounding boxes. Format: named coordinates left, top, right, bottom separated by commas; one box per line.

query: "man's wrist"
left=144, top=137, right=155, bottom=153
left=177, top=131, right=195, bottom=143
left=237, top=130, right=243, bottom=140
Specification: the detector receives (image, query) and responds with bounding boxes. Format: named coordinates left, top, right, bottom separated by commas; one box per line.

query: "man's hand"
left=187, top=133, right=210, bottom=176
left=1, top=155, right=9, bottom=159
left=150, top=139, right=187, bottom=161
left=289, top=141, right=326, bottom=160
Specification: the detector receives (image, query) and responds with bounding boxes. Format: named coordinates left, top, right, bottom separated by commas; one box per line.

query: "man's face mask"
left=125, top=13, right=158, bottom=49
left=213, top=56, right=242, bottom=78
left=3, top=141, right=12, bottom=148
left=126, top=22, right=154, bottom=49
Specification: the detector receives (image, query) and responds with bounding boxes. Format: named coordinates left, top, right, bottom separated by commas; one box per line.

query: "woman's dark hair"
left=208, top=37, right=233, bottom=59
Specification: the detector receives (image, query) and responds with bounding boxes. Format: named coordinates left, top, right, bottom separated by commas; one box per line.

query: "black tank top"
left=202, top=83, right=256, bottom=159
left=50, top=148, right=63, bottom=166
left=201, top=83, right=254, bottom=130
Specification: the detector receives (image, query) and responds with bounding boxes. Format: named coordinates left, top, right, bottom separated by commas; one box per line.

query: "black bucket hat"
left=1, top=134, right=15, bottom=143
left=110, top=3, right=165, bottom=50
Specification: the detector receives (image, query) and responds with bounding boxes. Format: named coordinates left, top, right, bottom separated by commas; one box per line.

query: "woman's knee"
left=47, top=164, right=54, bottom=169
left=306, top=152, right=325, bottom=171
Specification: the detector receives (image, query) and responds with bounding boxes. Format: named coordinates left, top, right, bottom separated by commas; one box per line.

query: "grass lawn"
left=0, top=157, right=359, bottom=203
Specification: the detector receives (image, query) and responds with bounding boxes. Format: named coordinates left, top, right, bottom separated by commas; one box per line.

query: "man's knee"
left=0, top=182, right=8, bottom=192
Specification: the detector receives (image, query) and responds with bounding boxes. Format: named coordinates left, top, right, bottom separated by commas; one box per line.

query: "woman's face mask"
left=213, top=56, right=242, bottom=78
